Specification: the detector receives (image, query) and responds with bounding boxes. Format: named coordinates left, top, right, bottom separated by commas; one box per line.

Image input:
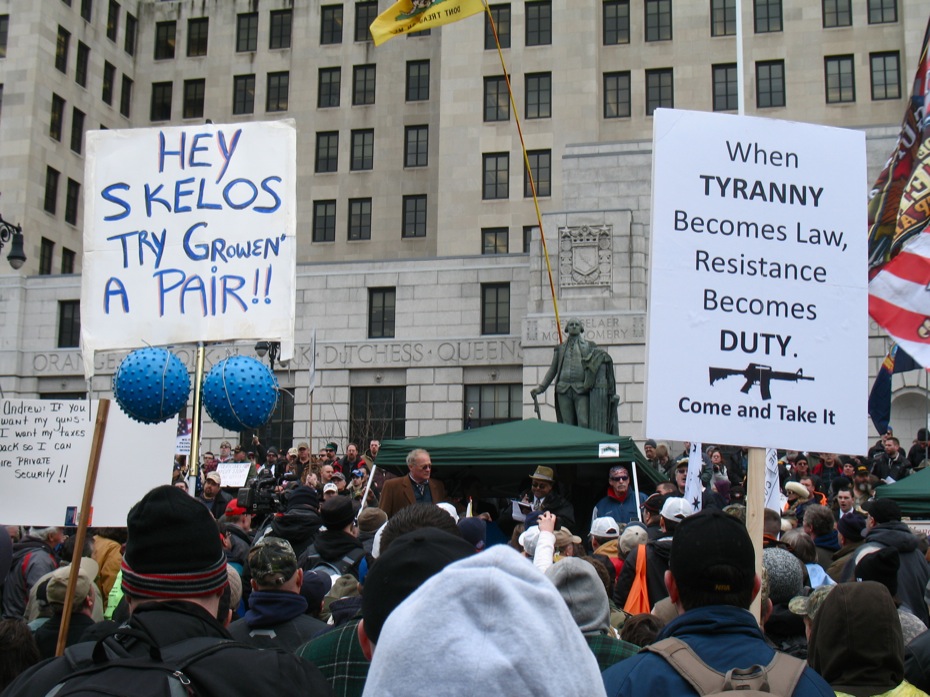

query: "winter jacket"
left=612, top=537, right=673, bottom=609
left=2, top=536, right=58, bottom=619
left=593, top=488, right=647, bottom=526
left=228, top=590, right=328, bottom=652
left=853, top=523, right=930, bottom=626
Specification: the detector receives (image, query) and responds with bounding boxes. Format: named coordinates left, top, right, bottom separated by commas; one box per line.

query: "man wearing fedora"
left=517, top=466, right=576, bottom=531
left=379, top=449, right=447, bottom=518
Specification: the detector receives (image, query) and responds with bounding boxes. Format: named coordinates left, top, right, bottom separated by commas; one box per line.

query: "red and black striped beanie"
left=121, top=485, right=228, bottom=599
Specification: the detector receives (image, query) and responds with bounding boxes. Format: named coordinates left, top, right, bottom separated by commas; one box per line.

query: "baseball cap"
left=789, top=585, right=835, bottom=621
left=669, top=510, right=755, bottom=594
left=323, top=482, right=339, bottom=495
left=855, top=464, right=869, bottom=475
left=863, top=498, right=902, bottom=524
left=326, top=442, right=339, bottom=452
left=643, top=493, right=668, bottom=514
left=352, top=469, right=366, bottom=478
left=46, top=557, right=100, bottom=610
left=590, top=517, right=620, bottom=539
left=225, top=500, right=248, bottom=517
left=287, top=447, right=299, bottom=457
left=248, top=536, right=298, bottom=586
left=660, top=496, right=695, bottom=522
left=205, top=471, right=222, bottom=485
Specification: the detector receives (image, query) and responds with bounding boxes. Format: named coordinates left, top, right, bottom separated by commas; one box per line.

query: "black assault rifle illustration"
left=708, top=363, right=814, bottom=400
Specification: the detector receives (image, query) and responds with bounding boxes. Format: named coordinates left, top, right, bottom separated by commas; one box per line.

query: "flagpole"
left=483, top=1, right=562, bottom=343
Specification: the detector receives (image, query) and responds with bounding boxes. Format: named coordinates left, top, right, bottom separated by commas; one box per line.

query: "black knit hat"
left=121, top=485, right=227, bottom=599
left=286, top=485, right=320, bottom=511
left=362, top=527, right=474, bottom=643
left=321, top=496, right=355, bottom=530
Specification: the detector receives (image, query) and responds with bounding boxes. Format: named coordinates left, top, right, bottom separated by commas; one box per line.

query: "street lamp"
left=254, top=340, right=281, bottom=370
left=0, top=200, right=26, bottom=270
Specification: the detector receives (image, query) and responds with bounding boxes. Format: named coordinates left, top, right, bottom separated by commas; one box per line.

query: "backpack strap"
left=337, top=548, right=366, bottom=574
left=645, top=637, right=807, bottom=696
left=20, top=551, right=33, bottom=605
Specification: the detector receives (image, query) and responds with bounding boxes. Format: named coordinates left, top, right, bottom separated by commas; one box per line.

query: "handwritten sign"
left=645, top=109, right=867, bottom=454
left=0, top=399, right=176, bottom=526
left=215, top=462, right=251, bottom=488
left=81, top=120, right=297, bottom=377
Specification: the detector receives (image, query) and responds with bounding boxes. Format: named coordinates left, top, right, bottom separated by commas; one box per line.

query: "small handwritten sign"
left=0, top=399, right=176, bottom=526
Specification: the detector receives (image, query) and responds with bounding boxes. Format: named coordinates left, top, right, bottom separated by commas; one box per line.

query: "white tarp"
left=81, top=120, right=297, bottom=377
left=645, top=109, right=867, bottom=454
left=0, top=399, right=177, bottom=526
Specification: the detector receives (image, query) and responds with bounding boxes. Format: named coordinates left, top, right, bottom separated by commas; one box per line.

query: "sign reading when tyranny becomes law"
left=645, top=109, right=867, bottom=455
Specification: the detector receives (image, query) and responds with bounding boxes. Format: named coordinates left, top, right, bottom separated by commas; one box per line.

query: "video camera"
left=237, top=472, right=297, bottom=516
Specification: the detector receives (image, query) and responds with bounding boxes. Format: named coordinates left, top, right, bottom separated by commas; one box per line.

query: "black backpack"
left=299, top=546, right=366, bottom=584
left=46, top=628, right=246, bottom=697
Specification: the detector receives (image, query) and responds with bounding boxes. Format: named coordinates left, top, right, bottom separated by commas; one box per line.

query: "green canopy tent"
left=375, top=419, right=666, bottom=534
left=874, top=466, right=930, bottom=518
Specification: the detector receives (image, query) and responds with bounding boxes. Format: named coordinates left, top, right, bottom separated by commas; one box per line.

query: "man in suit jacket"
left=379, top=449, right=446, bottom=517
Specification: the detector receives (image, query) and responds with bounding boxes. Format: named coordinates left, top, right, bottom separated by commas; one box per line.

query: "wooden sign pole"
left=747, top=445, right=765, bottom=624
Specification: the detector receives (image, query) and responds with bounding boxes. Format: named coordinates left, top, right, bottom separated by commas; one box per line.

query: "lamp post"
left=0, top=199, right=27, bottom=270
left=254, top=340, right=281, bottom=370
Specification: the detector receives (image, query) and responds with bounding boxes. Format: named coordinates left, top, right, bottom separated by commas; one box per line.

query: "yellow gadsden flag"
left=370, top=0, right=486, bottom=46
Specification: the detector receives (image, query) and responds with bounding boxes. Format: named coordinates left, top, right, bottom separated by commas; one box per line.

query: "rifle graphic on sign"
left=709, top=363, right=814, bottom=400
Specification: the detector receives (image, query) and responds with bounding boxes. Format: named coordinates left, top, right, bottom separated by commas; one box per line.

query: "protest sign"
left=0, top=399, right=175, bottom=526
left=81, top=120, right=297, bottom=377
left=645, top=109, right=867, bottom=455
left=215, top=461, right=251, bottom=488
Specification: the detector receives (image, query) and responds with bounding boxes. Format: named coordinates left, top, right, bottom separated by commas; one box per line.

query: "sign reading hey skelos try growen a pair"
left=645, top=109, right=868, bottom=455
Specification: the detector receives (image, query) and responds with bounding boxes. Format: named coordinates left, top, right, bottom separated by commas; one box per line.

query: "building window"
left=646, top=68, right=673, bottom=115
left=75, top=42, right=90, bottom=87
left=188, top=17, right=209, bottom=56
left=44, top=168, right=60, bottom=214
left=124, top=13, right=137, bottom=55
left=351, top=128, right=374, bottom=171
left=525, top=72, right=551, bottom=119
left=485, top=4, right=511, bottom=49
left=315, top=131, right=339, bottom=173
left=318, top=67, right=341, bottom=107
left=70, top=108, right=85, bottom=153
left=321, top=5, right=344, bottom=44
left=40, top=238, right=55, bottom=275
left=106, top=0, right=119, bottom=41
left=233, top=74, right=255, bottom=114
left=50, top=94, right=65, bottom=140
left=402, top=195, right=427, bottom=238
left=312, top=200, right=336, bottom=242
left=349, top=198, right=372, bottom=241
left=406, top=60, right=430, bottom=101
left=269, top=9, right=292, bottom=49
left=754, top=0, right=782, bottom=32
left=484, top=76, right=510, bottom=122
left=713, top=63, right=738, bottom=111
left=822, top=0, right=852, bottom=27
left=523, top=225, right=535, bottom=253
left=525, top=1, right=551, bottom=46
left=55, top=27, right=70, bottom=73
left=120, top=75, right=132, bottom=117
left=58, top=301, right=81, bottom=347
left=465, top=384, right=522, bottom=427
left=711, top=0, right=736, bottom=36
left=0, top=15, right=7, bottom=58
left=355, top=1, right=377, bottom=41
left=349, top=386, right=406, bottom=445
left=237, top=13, right=259, bottom=52
left=645, top=0, right=672, bottom=41
left=353, top=64, right=376, bottom=105
left=868, top=0, right=896, bottom=24
left=756, top=60, right=785, bottom=107
left=61, top=248, right=75, bottom=274
left=368, top=288, right=395, bottom=338
left=482, top=228, right=509, bottom=255
left=603, top=0, right=630, bottom=44
left=871, top=51, right=901, bottom=100
left=150, top=81, right=172, bottom=121
left=154, top=21, right=175, bottom=59
left=525, top=150, right=551, bottom=197
left=404, top=125, right=428, bottom=167
left=65, top=178, right=80, bottom=225
left=102, top=62, right=115, bottom=104
left=825, top=55, right=855, bottom=104
left=80, top=0, right=93, bottom=22
left=483, top=153, right=509, bottom=200
left=266, top=71, right=289, bottom=111
left=481, top=283, right=510, bottom=335
left=604, top=71, right=631, bottom=118
left=183, top=79, right=205, bottom=118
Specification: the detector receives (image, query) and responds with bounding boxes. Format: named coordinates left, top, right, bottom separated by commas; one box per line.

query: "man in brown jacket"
left=379, top=449, right=446, bottom=517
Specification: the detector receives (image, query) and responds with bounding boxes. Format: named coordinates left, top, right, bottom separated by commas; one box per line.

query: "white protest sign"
left=215, top=462, right=251, bottom=488
left=645, top=109, right=867, bottom=455
left=0, top=399, right=177, bottom=526
left=81, top=120, right=297, bottom=377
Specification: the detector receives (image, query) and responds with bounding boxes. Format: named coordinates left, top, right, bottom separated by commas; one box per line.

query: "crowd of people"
left=2, top=430, right=930, bottom=696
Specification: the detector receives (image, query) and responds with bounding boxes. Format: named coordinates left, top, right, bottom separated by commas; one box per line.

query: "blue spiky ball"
left=112, top=348, right=191, bottom=424
left=202, top=356, right=278, bottom=431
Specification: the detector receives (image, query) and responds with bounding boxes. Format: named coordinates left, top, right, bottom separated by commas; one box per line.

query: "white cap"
left=323, top=482, right=338, bottom=494
left=660, top=496, right=695, bottom=521
left=590, top=517, right=620, bottom=539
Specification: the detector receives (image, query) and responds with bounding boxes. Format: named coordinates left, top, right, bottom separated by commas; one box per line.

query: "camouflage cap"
left=248, top=536, right=298, bottom=586
left=788, top=585, right=835, bottom=621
